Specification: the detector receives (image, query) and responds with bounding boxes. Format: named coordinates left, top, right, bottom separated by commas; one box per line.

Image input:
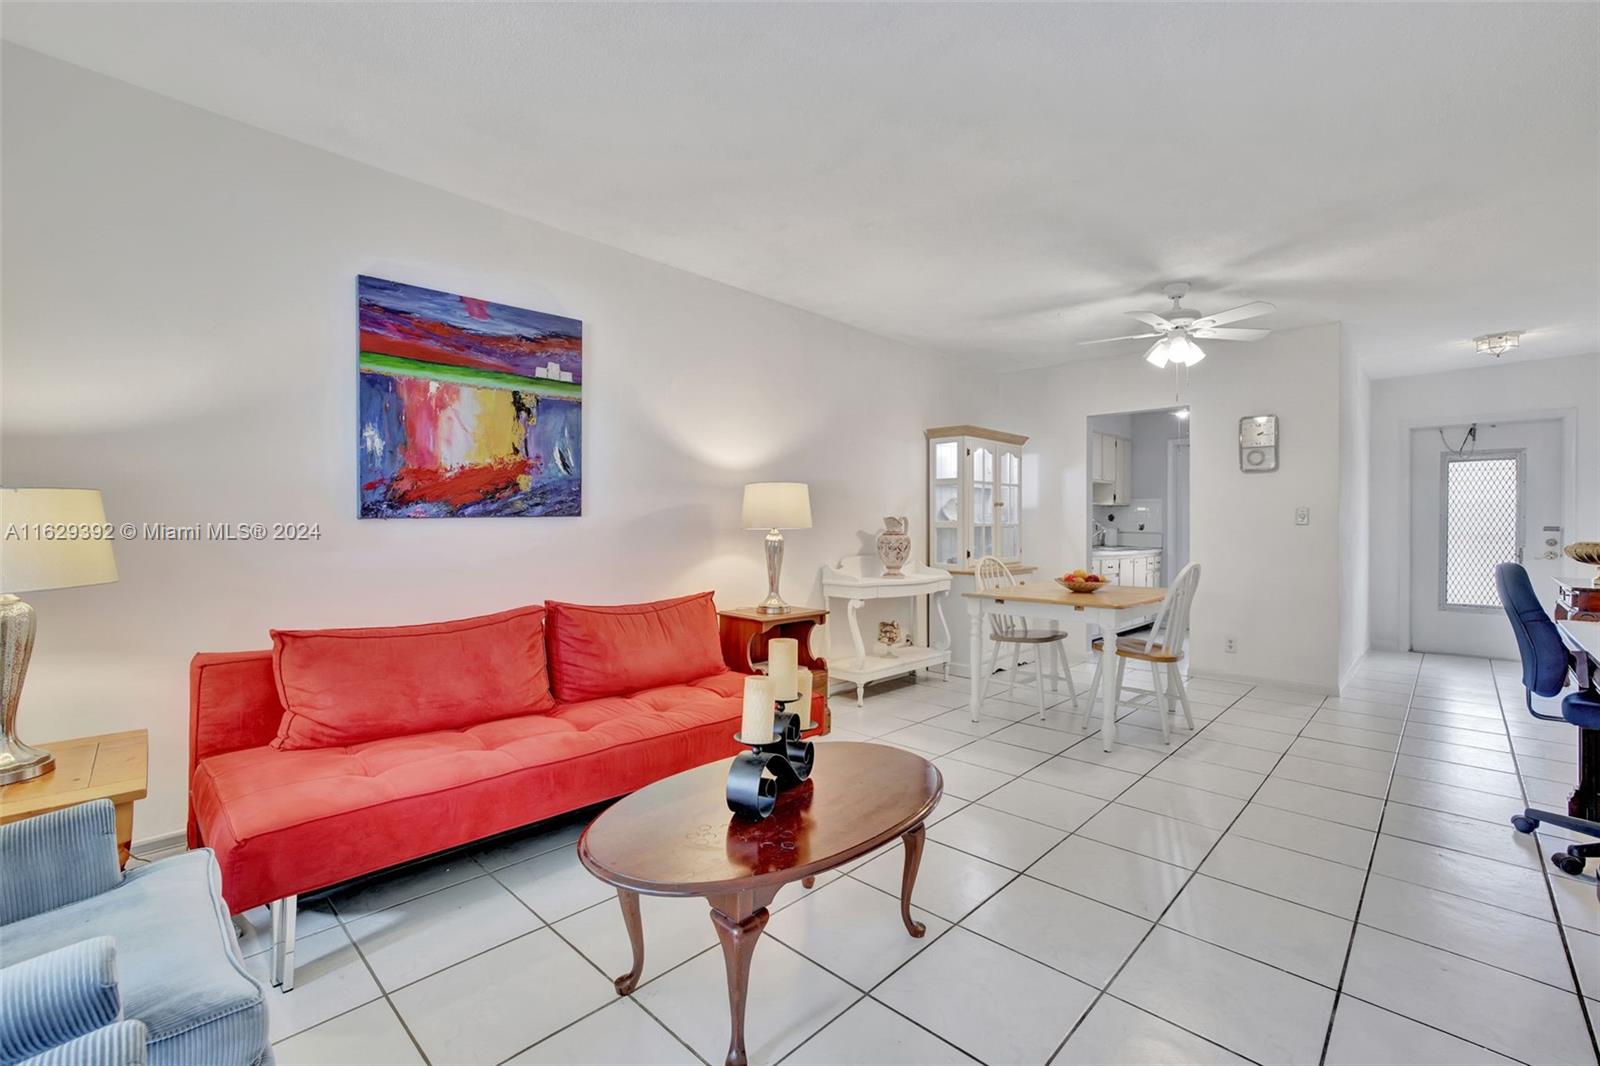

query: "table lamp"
left=742, top=482, right=811, bottom=614
left=0, top=489, right=119, bottom=784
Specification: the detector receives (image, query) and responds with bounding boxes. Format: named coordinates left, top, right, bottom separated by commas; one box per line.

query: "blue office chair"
left=1495, top=563, right=1600, bottom=877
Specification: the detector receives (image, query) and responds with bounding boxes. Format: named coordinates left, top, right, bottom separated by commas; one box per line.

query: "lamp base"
left=0, top=737, right=53, bottom=786
left=0, top=594, right=52, bottom=785
left=758, top=529, right=790, bottom=614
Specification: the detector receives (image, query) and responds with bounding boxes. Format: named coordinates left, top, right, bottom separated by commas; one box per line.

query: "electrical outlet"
left=1295, top=506, right=1311, bottom=526
left=1224, top=637, right=1237, bottom=654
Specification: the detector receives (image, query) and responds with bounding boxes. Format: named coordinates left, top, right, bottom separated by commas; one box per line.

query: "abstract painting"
left=358, top=276, right=582, bottom=518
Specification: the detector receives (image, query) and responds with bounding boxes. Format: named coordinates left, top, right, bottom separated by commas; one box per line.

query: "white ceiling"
left=5, top=3, right=1597, bottom=377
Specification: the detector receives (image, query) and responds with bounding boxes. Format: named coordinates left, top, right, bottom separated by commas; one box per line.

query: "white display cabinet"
left=925, top=425, right=1032, bottom=678
left=925, top=425, right=1026, bottom=570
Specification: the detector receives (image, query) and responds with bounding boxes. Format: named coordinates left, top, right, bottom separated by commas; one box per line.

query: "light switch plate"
left=1295, top=507, right=1310, bottom=525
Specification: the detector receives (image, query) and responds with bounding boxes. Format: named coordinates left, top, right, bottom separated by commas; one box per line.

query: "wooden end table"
left=0, top=729, right=149, bottom=867
left=578, top=741, right=941, bottom=1066
left=718, top=606, right=830, bottom=735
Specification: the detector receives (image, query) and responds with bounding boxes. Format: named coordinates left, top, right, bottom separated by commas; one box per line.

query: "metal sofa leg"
left=269, top=895, right=298, bottom=991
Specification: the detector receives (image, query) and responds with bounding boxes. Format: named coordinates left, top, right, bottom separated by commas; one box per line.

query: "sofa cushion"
left=544, top=593, right=725, bottom=702
left=190, top=673, right=750, bottom=912
left=0, top=851, right=269, bottom=1066
left=271, top=605, right=555, bottom=750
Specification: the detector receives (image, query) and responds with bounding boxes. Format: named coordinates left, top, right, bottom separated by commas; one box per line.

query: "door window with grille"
left=1439, top=450, right=1523, bottom=610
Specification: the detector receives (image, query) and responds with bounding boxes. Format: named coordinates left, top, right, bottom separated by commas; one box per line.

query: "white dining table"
left=965, top=582, right=1168, bottom=750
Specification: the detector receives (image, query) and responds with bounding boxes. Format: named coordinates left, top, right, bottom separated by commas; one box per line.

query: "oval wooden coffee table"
left=578, top=741, right=942, bottom=1066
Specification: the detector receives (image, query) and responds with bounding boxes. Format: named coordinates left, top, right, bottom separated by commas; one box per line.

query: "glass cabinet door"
left=998, top=444, right=1022, bottom=561
left=970, top=444, right=995, bottom=562
left=930, top=438, right=962, bottom=566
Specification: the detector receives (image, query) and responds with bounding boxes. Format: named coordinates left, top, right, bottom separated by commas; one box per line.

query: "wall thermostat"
left=1239, top=415, right=1279, bottom=473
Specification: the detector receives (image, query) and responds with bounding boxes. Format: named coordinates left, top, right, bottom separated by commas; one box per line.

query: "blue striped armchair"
left=0, top=801, right=270, bottom=1066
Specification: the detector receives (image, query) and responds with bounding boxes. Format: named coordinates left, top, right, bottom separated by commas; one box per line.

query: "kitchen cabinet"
left=1091, top=548, right=1162, bottom=633
left=1090, top=432, right=1132, bottom=505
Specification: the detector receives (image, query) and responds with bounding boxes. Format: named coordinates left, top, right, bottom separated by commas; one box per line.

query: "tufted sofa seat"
left=189, top=664, right=750, bottom=912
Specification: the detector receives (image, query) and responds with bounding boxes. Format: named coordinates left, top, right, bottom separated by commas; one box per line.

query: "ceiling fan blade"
left=1190, top=327, right=1271, bottom=341
left=1190, top=301, right=1274, bottom=329
left=1126, top=311, right=1176, bottom=331
left=1077, top=332, right=1164, bottom=346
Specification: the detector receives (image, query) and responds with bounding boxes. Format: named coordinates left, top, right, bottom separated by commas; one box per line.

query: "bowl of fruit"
left=1056, top=569, right=1108, bottom=593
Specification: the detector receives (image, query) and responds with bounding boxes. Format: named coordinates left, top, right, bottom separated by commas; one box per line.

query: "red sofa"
left=187, top=592, right=822, bottom=986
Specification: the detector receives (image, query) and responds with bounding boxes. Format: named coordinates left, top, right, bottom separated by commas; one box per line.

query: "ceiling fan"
left=1079, top=282, right=1274, bottom=367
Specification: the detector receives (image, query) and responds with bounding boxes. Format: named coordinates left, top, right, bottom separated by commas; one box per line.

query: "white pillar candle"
left=768, top=638, right=800, bottom=702
left=794, top=668, right=814, bottom=729
left=741, top=675, right=775, bottom=742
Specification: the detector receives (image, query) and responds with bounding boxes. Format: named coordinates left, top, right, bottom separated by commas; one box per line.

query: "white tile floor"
left=244, top=652, right=1600, bottom=1065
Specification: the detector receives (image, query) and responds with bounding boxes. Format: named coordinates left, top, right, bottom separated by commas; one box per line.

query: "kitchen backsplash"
left=1094, top=498, right=1163, bottom=547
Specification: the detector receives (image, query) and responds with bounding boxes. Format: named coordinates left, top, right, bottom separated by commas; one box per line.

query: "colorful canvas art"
left=358, top=276, right=582, bottom=518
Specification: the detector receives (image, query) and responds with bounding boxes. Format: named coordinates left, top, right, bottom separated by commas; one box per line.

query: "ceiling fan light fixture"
left=1166, top=333, right=1206, bottom=366
left=1144, top=337, right=1171, bottom=368
left=1475, top=331, right=1522, bottom=358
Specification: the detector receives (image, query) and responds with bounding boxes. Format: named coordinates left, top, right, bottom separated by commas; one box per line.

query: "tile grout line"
left=476, top=863, right=714, bottom=1066
left=1488, top=662, right=1600, bottom=1061
left=1037, top=677, right=1348, bottom=1064
left=773, top=673, right=1254, bottom=1065
left=1314, top=654, right=1425, bottom=1065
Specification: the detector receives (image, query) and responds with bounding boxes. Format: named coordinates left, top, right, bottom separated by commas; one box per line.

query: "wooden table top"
left=964, top=583, right=1168, bottom=610
left=0, top=730, right=149, bottom=824
left=578, top=742, right=941, bottom=896
left=717, top=606, right=829, bottom=624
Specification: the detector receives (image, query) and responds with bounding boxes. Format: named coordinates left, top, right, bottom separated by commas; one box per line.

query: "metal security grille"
left=1440, top=452, right=1522, bottom=610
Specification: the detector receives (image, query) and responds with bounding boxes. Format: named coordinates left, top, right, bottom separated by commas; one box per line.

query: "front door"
left=1409, top=418, right=1565, bottom=658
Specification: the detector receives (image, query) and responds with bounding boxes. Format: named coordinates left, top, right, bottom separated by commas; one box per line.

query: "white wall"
left=1368, top=352, right=1600, bottom=652
left=988, top=323, right=1347, bottom=691
left=1338, top=348, right=1372, bottom=683
left=1, top=48, right=970, bottom=838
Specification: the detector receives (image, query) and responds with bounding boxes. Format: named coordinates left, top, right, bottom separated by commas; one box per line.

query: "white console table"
left=821, top=557, right=953, bottom=705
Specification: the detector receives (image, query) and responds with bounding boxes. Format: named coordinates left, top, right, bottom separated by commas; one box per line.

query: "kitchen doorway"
left=1408, top=417, right=1567, bottom=658
left=1086, top=406, right=1191, bottom=635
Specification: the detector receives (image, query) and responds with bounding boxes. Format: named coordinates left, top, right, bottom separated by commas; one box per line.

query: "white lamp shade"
left=0, top=489, right=119, bottom=594
left=742, top=482, right=812, bottom=530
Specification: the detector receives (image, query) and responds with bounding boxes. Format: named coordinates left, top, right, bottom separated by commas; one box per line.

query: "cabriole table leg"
left=613, top=889, right=645, bottom=995
left=709, top=904, right=771, bottom=1066
left=899, top=822, right=927, bottom=937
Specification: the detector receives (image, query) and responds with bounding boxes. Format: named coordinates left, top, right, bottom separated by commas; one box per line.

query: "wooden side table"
left=0, top=730, right=149, bottom=867
left=718, top=606, right=830, bottom=736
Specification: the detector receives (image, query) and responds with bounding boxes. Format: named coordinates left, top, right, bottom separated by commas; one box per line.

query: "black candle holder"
left=726, top=702, right=815, bottom=820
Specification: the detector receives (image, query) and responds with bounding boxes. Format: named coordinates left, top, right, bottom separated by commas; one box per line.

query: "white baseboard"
left=131, top=829, right=187, bottom=861
left=1187, top=667, right=1337, bottom=697
left=1337, top=649, right=1372, bottom=693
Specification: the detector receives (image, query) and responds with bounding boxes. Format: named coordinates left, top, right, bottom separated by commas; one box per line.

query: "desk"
left=1559, top=620, right=1600, bottom=689
left=0, top=730, right=148, bottom=867
left=966, top=583, right=1168, bottom=750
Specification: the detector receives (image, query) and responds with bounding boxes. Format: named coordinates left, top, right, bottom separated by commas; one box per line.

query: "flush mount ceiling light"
left=1475, top=331, right=1523, bottom=358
